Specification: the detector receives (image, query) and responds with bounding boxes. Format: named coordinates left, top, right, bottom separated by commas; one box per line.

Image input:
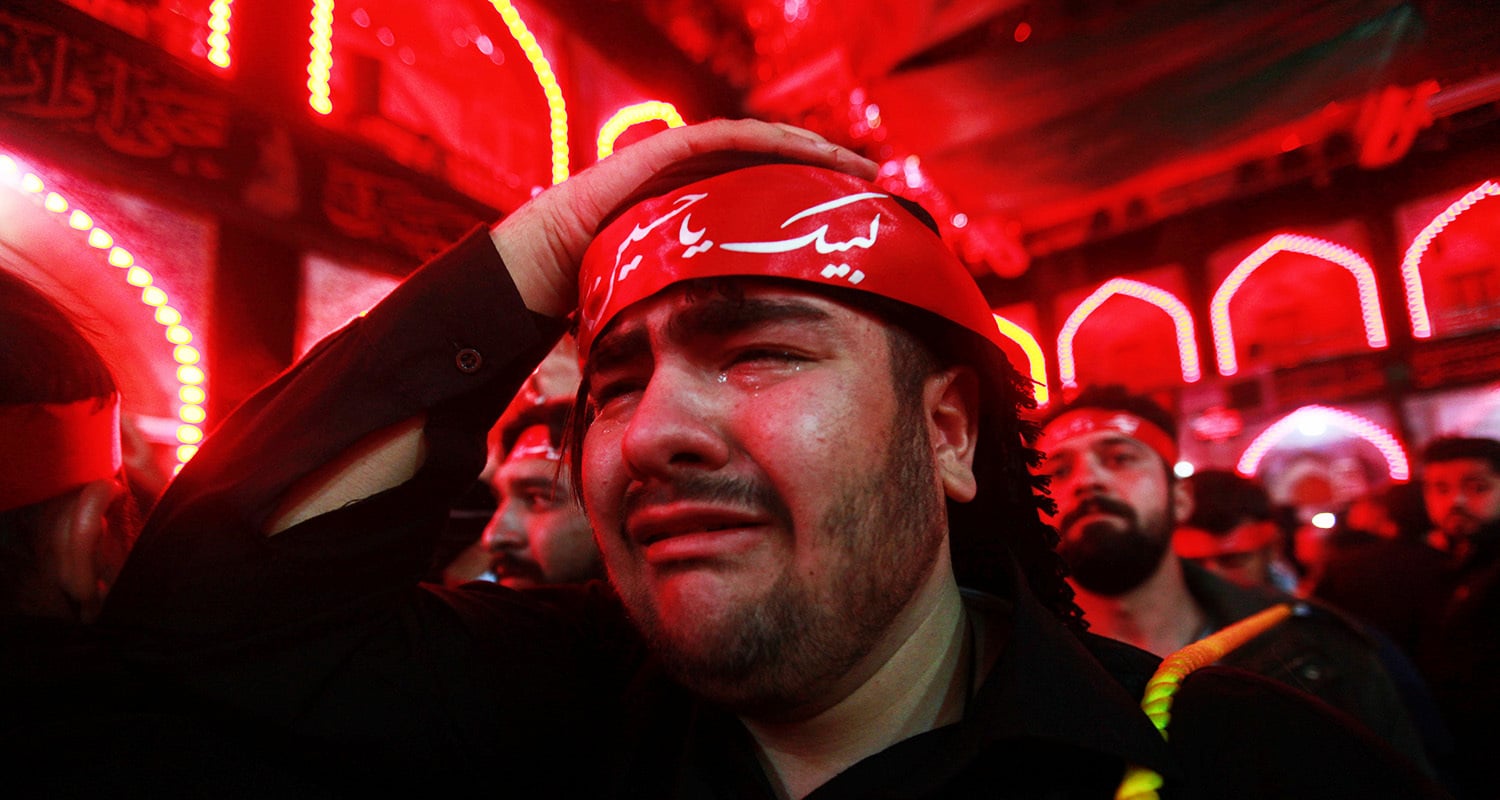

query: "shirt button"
left=455, top=348, right=483, bottom=373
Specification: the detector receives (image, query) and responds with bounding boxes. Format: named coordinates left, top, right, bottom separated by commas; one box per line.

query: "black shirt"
left=102, top=226, right=1447, bottom=798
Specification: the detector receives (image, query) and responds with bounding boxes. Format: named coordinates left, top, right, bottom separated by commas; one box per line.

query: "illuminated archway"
left=1237, top=405, right=1409, bottom=481
left=1057, top=278, right=1201, bottom=389
left=1212, top=234, right=1387, bottom=377
left=598, top=101, right=686, bottom=159
left=306, top=2, right=571, bottom=182
left=207, top=0, right=233, bottom=69
left=993, top=315, right=1049, bottom=406
left=307, top=0, right=334, bottom=114
left=489, top=1, right=570, bottom=183
left=0, top=151, right=208, bottom=470
left=1402, top=180, right=1500, bottom=339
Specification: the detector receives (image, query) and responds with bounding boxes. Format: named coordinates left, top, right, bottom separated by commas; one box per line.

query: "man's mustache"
left=622, top=474, right=793, bottom=530
left=1443, top=509, right=1479, bottom=527
left=1060, top=496, right=1138, bottom=533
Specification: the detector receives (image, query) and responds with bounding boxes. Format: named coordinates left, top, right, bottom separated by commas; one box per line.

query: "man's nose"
left=620, top=366, right=731, bottom=482
left=1063, top=454, right=1110, bottom=497
left=483, top=501, right=528, bottom=552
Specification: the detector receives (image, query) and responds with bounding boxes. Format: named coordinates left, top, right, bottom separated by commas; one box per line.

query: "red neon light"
left=1237, top=405, right=1410, bottom=481
left=1212, top=234, right=1387, bottom=377
left=207, top=0, right=233, bottom=69
left=1056, top=278, right=1201, bottom=388
left=598, top=101, right=685, bottom=159
left=1402, top=180, right=1500, bottom=339
left=307, top=0, right=334, bottom=115
left=0, top=152, right=207, bottom=469
left=993, top=315, right=1049, bottom=406
left=489, top=1, right=570, bottom=183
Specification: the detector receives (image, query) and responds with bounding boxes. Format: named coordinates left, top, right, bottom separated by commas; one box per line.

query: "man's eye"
left=728, top=348, right=807, bottom=368
left=523, top=490, right=557, bottom=511
left=588, top=378, right=642, bottom=410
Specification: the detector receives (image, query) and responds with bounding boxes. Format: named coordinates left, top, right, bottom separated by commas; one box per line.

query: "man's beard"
left=1057, top=495, right=1172, bottom=597
left=1440, top=510, right=1482, bottom=540
left=619, top=398, right=947, bottom=718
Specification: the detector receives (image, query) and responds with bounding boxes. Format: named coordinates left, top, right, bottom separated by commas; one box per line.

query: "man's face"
left=579, top=283, right=952, bottom=713
left=1424, top=458, right=1500, bottom=541
left=1036, top=429, right=1178, bottom=596
left=1185, top=539, right=1273, bottom=588
left=482, top=440, right=601, bottom=588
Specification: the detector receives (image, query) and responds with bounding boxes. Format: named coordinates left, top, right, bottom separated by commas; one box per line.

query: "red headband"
left=0, top=395, right=122, bottom=512
left=577, top=164, right=1005, bottom=361
left=506, top=424, right=562, bottom=464
left=1037, top=409, right=1179, bottom=466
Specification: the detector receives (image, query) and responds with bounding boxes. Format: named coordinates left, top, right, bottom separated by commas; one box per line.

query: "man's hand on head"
left=490, top=119, right=880, bottom=318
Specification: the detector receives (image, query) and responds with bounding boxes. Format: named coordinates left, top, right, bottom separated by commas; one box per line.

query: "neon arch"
left=1057, top=278, right=1202, bottom=389
left=1402, top=180, right=1500, bottom=339
left=306, top=3, right=570, bottom=180
left=598, top=101, right=685, bottom=159
left=993, top=315, right=1049, bottom=407
left=0, top=151, right=208, bottom=470
left=307, top=0, right=334, bottom=114
left=489, top=1, right=570, bottom=184
left=1212, top=234, right=1387, bottom=377
left=207, top=0, right=233, bottom=69
left=1237, top=405, right=1410, bottom=481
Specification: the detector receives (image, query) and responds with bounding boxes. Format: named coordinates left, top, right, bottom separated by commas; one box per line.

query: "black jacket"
left=102, top=226, right=1447, bottom=798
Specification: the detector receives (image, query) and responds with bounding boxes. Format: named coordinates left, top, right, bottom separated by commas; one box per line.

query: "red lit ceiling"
left=41, top=0, right=1500, bottom=276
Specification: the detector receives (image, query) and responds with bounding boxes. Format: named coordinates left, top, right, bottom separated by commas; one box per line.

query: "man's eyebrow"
left=1097, top=434, right=1151, bottom=451
left=505, top=476, right=558, bottom=492
left=585, top=324, right=649, bottom=382
left=669, top=295, right=834, bottom=342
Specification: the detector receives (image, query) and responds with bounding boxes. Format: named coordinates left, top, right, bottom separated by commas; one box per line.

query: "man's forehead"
left=1045, top=429, right=1152, bottom=456
left=1427, top=459, right=1500, bottom=480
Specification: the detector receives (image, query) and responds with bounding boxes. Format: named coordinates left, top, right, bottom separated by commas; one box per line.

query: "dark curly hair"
left=1422, top=436, right=1500, bottom=475
left=1184, top=469, right=1272, bottom=534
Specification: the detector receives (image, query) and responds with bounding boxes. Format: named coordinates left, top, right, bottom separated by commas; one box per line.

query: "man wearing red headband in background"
left=1174, top=469, right=1300, bottom=592
left=0, top=268, right=299, bottom=792
left=1036, top=385, right=1433, bottom=773
left=438, top=336, right=605, bottom=588
left=102, top=122, right=1443, bottom=797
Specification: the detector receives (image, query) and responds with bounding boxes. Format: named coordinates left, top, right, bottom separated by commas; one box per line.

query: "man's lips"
left=1059, top=497, right=1135, bottom=534
left=626, top=505, right=770, bottom=564
left=489, top=555, right=543, bottom=585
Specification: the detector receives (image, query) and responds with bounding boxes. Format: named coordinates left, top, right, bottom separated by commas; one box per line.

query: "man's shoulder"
left=1076, top=628, right=1161, bottom=699
left=1185, top=560, right=1378, bottom=648
left=1166, top=666, right=1446, bottom=797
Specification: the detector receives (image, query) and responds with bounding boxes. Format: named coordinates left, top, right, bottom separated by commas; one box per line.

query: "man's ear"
left=1172, top=473, right=1194, bottom=525
left=53, top=478, right=122, bottom=623
left=926, top=366, right=980, bottom=503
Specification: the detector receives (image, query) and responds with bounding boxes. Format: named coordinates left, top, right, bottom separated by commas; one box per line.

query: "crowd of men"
left=4, top=120, right=1496, bottom=797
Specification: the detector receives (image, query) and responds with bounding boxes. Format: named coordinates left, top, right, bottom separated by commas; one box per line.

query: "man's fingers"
left=496, top=119, right=880, bottom=318
left=768, top=122, right=830, bottom=143
left=668, top=119, right=878, bottom=180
